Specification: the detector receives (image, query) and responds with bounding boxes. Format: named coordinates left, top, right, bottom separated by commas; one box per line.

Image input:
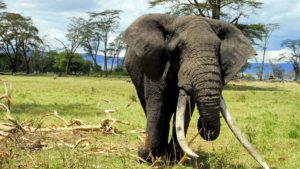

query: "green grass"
left=0, top=75, right=299, bottom=168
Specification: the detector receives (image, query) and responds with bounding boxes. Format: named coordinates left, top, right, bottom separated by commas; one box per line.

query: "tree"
left=53, top=52, right=92, bottom=75
left=107, top=32, right=126, bottom=72
left=19, top=20, right=43, bottom=74
left=39, top=50, right=57, bottom=73
left=56, top=17, right=83, bottom=75
left=0, top=0, right=6, bottom=11
left=88, top=10, right=122, bottom=77
left=30, top=36, right=50, bottom=73
left=259, top=24, right=279, bottom=80
left=269, top=61, right=284, bottom=80
left=78, top=17, right=102, bottom=72
left=149, top=0, right=266, bottom=44
left=239, top=62, right=251, bottom=78
left=280, top=39, right=300, bottom=81
left=0, top=12, right=41, bottom=74
left=70, top=54, right=93, bottom=75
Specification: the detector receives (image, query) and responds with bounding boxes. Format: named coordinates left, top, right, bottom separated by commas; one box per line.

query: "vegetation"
left=88, top=10, right=123, bottom=77
left=0, top=12, right=42, bottom=74
left=149, top=0, right=266, bottom=44
left=0, top=76, right=299, bottom=168
left=270, top=61, right=284, bottom=80
left=280, top=39, right=300, bottom=81
left=0, top=1, right=124, bottom=76
left=259, top=24, right=280, bottom=80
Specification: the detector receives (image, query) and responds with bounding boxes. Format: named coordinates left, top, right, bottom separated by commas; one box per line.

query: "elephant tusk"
left=220, top=96, right=270, bottom=169
left=175, top=89, right=199, bottom=158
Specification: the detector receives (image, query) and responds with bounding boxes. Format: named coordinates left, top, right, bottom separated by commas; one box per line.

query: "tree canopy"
left=149, top=0, right=266, bottom=44
left=0, top=12, right=42, bottom=73
left=280, top=39, right=300, bottom=80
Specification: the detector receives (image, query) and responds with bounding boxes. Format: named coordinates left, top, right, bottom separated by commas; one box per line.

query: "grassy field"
left=0, top=75, right=299, bottom=169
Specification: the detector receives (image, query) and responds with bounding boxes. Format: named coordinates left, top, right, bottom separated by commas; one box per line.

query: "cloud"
left=3, top=0, right=300, bottom=57
left=244, top=0, right=300, bottom=50
left=3, top=0, right=164, bottom=50
left=251, top=48, right=291, bottom=63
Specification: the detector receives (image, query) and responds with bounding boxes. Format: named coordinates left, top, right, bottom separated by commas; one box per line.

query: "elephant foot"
left=137, top=144, right=184, bottom=164
left=166, top=143, right=184, bottom=163
left=137, top=145, right=156, bottom=163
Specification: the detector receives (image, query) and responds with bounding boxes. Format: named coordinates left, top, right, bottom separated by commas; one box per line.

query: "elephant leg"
left=168, top=99, right=195, bottom=161
left=138, top=78, right=166, bottom=161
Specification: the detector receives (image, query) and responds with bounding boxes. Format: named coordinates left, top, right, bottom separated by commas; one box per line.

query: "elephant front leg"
left=138, top=94, right=165, bottom=161
left=138, top=78, right=168, bottom=162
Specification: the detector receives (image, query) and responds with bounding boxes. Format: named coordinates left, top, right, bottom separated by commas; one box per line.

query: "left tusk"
left=175, top=89, right=199, bottom=158
left=220, top=96, right=270, bottom=169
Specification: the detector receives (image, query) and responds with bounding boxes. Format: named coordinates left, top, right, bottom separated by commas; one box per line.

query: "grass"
left=0, top=75, right=299, bottom=168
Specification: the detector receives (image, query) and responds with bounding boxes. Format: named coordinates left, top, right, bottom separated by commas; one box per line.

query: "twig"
left=74, top=138, right=91, bottom=149
left=178, top=130, right=201, bottom=165
left=0, top=103, right=26, bottom=133
left=67, top=119, right=85, bottom=127
left=53, top=111, right=69, bottom=127
left=129, top=153, right=148, bottom=163
left=31, top=125, right=102, bottom=132
left=144, top=134, right=155, bottom=163
left=26, top=152, right=37, bottom=167
left=0, top=82, right=12, bottom=109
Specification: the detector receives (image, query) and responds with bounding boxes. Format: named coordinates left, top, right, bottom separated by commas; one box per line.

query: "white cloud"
left=251, top=48, right=291, bottom=63
left=3, top=0, right=300, bottom=57
left=245, top=0, right=300, bottom=50
left=3, top=0, right=163, bottom=51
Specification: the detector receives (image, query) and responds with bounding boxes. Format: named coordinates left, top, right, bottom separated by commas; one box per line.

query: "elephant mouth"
left=175, top=89, right=270, bottom=169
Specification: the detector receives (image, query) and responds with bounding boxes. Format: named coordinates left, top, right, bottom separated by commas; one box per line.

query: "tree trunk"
left=25, top=61, right=30, bottom=74
left=294, top=66, right=299, bottom=81
left=210, top=0, right=221, bottom=19
left=65, top=57, right=71, bottom=75
left=104, top=32, right=108, bottom=77
left=260, top=35, right=268, bottom=81
left=110, top=54, right=116, bottom=72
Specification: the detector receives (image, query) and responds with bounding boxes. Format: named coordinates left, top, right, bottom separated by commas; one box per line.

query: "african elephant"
left=124, top=14, right=269, bottom=168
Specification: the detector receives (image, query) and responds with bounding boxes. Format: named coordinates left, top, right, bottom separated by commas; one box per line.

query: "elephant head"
left=124, top=14, right=269, bottom=168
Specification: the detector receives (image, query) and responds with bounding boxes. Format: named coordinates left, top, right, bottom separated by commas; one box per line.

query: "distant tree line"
left=0, top=1, right=126, bottom=76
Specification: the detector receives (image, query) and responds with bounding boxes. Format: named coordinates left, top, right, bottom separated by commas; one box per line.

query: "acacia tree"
left=30, top=36, right=50, bottom=73
left=280, top=39, right=300, bottom=81
left=0, top=13, right=41, bottom=73
left=269, top=61, right=284, bottom=80
left=107, top=32, right=126, bottom=72
left=79, top=17, right=102, bottom=72
left=0, top=0, right=6, bottom=10
left=56, top=17, right=83, bottom=74
left=149, top=0, right=266, bottom=44
left=88, top=10, right=122, bottom=77
left=20, top=20, right=43, bottom=74
left=258, top=24, right=279, bottom=80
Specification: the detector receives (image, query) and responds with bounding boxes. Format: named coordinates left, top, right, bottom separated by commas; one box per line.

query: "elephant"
left=123, top=14, right=269, bottom=168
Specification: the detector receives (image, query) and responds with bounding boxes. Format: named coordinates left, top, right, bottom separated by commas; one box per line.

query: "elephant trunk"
left=196, top=98, right=221, bottom=141
left=192, top=55, right=222, bottom=141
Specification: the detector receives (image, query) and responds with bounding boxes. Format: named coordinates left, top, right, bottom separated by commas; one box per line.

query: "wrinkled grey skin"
left=124, top=14, right=255, bottom=162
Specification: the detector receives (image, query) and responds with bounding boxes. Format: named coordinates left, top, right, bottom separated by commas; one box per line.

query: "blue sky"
left=3, top=0, right=300, bottom=62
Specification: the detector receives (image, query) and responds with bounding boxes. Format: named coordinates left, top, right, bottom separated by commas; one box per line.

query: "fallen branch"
left=0, top=82, right=12, bottom=109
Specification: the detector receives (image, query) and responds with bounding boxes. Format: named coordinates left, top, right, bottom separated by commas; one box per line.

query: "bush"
left=243, top=74, right=256, bottom=80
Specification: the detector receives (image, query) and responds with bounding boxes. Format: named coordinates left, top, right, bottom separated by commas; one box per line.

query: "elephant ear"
left=123, top=14, right=173, bottom=81
left=208, top=20, right=256, bottom=85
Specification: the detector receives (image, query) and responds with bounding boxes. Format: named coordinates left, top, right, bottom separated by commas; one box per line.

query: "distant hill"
left=80, top=53, right=124, bottom=68
left=79, top=53, right=294, bottom=76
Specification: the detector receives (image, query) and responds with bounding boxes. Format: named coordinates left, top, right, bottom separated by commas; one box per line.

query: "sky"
left=3, top=0, right=300, bottom=62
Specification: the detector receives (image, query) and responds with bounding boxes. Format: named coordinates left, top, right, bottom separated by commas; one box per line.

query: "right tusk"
left=175, top=89, right=199, bottom=158
left=220, top=96, right=270, bottom=169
